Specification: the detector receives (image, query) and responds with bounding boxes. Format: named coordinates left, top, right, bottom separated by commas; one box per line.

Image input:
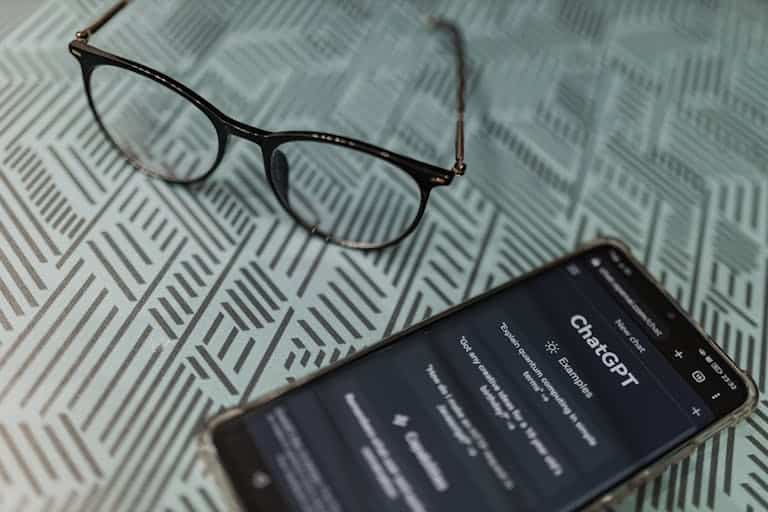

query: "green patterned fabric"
left=1, top=0, right=767, bottom=510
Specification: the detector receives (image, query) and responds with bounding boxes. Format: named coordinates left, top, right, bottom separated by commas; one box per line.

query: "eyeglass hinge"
left=451, top=162, right=466, bottom=176
left=75, top=30, right=91, bottom=42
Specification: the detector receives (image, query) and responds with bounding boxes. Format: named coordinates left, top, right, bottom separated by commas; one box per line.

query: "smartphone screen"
left=211, top=243, right=752, bottom=512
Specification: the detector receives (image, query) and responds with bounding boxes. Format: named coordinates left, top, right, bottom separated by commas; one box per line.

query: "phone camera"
left=666, top=311, right=676, bottom=320
left=252, top=471, right=272, bottom=489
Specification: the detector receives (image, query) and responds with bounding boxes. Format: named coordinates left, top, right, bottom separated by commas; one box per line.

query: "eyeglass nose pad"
left=271, top=149, right=291, bottom=206
left=270, top=149, right=325, bottom=231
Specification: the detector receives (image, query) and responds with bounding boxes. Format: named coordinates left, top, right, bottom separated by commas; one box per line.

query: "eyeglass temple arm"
left=73, top=5, right=467, bottom=176
left=429, top=18, right=467, bottom=176
left=75, top=0, right=130, bottom=42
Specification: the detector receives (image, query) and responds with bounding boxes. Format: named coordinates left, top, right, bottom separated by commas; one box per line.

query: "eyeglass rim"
left=71, top=40, right=448, bottom=249
left=260, top=142, right=432, bottom=250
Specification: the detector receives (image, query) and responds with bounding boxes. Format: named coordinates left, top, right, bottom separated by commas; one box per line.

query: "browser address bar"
left=594, top=265, right=666, bottom=340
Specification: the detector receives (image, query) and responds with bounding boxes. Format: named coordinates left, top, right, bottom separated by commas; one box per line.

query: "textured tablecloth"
left=1, top=0, right=768, bottom=510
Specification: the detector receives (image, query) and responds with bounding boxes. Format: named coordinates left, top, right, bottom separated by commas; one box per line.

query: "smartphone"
left=201, top=239, right=757, bottom=512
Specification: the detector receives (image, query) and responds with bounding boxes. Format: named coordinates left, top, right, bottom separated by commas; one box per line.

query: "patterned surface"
left=1, top=0, right=768, bottom=510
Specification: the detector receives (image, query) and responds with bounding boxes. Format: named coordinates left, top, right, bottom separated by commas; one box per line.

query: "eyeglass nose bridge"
left=224, top=118, right=270, bottom=145
left=218, top=122, right=300, bottom=220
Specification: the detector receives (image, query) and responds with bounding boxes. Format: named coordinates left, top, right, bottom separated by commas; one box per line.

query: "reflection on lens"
left=89, top=65, right=219, bottom=182
left=271, top=141, right=422, bottom=247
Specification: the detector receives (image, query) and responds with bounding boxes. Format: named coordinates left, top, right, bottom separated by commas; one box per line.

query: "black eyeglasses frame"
left=69, top=1, right=467, bottom=250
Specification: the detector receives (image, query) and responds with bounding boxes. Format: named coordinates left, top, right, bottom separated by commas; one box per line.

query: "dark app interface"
left=242, top=256, right=717, bottom=512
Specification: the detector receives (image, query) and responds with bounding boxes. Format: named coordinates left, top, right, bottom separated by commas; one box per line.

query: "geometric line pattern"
left=2, top=0, right=768, bottom=510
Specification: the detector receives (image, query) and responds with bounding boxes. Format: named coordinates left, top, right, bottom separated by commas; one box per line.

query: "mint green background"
left=1, top=1, right=767, bottom=510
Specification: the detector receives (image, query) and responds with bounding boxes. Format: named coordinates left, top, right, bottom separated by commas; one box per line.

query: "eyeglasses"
left=69, top=0, right=467, bottom=250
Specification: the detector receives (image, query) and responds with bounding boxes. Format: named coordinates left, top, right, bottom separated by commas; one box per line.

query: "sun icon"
left=545, top=340, right=560, bottom=354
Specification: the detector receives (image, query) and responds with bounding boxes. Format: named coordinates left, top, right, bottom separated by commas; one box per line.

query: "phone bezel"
left=200, top=238, right=758, bottom=511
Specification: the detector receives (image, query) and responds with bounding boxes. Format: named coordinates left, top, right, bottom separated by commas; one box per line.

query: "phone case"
left=579, top=239, right=758, bottom=511
left=199, top=238, right=759, bottom=512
